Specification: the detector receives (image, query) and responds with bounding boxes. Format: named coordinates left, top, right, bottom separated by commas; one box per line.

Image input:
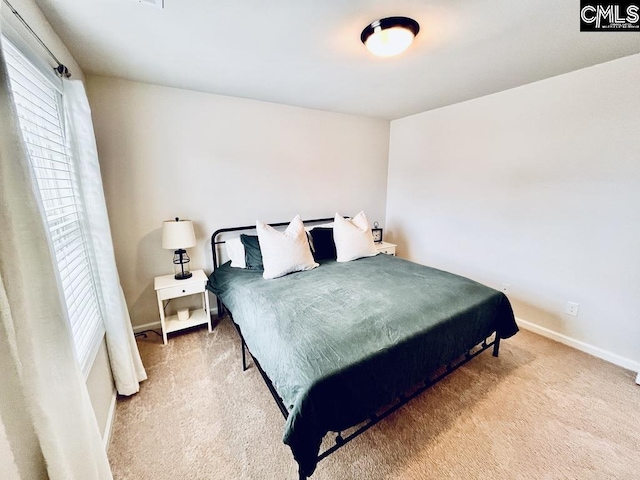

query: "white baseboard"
left=103, top=390, right=117, bottom=451
left=133, top=320, right=161, bottom=333
left=516, top=317, right=640, bottom=383
left=133, top=307, right=219, bottom=334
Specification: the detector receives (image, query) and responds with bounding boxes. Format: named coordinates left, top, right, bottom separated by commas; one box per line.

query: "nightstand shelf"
left=154, top=269, right=212, bottom=344
left=164, top=307, right=209, bottom=334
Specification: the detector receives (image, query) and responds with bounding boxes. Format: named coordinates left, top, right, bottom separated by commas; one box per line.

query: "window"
left=4, top=37, right=105, bottom=376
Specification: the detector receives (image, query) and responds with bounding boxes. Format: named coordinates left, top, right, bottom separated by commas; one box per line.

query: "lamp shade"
left=162, top=218, right=196, bottom=250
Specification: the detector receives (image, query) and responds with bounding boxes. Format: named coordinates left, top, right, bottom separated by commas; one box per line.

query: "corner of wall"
left=102, top=390, right=117, bottom=451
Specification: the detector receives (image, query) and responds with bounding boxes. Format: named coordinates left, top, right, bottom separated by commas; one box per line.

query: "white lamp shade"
left=162, top=219, right=196, bottom=250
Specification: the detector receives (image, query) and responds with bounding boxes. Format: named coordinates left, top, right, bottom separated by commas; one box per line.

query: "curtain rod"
left=2, top=0, right=71, bottom=77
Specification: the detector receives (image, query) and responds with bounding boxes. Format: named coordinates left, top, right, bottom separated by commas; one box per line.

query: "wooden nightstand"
left=154, top=269, right=212, bottom=344
left=375, top=241, right=397, bottom=256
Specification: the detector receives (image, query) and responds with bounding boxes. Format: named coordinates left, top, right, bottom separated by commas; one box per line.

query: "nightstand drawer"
left=375, top=241, right=397, bottom=256
left=158, top=281, right=203, bottom=301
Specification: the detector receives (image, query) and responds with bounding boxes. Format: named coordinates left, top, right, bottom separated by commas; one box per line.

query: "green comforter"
left=207, top=254, right=517, bottom=476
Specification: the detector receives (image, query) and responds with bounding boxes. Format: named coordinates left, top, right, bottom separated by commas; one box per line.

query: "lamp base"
left=174, top=271, right=193, bottom=280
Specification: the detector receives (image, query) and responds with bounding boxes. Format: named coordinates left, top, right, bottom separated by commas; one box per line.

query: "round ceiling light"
left=360, top=16, right=420, bottom=57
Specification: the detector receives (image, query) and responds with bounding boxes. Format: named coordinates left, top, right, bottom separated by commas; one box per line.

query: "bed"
left=207, top=218, right=518, bottom=479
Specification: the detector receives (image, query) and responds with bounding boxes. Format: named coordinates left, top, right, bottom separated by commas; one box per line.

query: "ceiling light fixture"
left=361, top=16, right=420, bottom=57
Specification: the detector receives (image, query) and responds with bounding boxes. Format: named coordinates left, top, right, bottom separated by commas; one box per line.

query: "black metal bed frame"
left=210, top=218, right=501, bottom=480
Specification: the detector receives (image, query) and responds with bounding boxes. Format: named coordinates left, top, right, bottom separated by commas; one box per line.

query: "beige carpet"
left=109, top=318, right=640, bottom=480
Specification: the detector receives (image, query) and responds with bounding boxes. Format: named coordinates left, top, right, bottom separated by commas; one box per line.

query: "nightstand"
left=375, top=241, right=397, bottom=256
left=154, top=269, right=212, bottom=344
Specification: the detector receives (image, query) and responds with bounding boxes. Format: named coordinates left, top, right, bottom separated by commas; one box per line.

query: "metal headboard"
left=210, top=217, right=334, bottom=271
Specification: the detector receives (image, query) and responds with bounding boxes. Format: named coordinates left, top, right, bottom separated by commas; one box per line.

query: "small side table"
left=375, top=241, right=397, bottom=256
left=154, top=269, right=212, bottom=345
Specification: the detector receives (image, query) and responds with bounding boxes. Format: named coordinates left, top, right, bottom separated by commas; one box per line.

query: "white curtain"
left=63, top=79, right=147, bottom=396
left=0, top=30, right=113, bottom=480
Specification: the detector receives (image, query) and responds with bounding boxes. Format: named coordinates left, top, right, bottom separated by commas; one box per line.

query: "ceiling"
left=35, top=0, right=639, bottom=120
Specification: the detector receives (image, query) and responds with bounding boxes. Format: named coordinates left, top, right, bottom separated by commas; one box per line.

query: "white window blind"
left=4, top=38, right=105, bottom=376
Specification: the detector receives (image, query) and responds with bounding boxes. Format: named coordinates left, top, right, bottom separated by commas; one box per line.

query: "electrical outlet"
left=501, top=283, right=510, bottom=294
left=565, top=301, right=579, bottom=316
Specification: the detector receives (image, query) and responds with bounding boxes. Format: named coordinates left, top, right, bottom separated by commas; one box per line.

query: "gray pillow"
left=240, top=234, right=263, bottom=270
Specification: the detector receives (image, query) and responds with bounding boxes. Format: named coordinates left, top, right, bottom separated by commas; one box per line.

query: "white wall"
left=86, top=75, right=390, bottom=328
left=387, top=54, right=640, bottom=367
left=86, top=340, right=115, bottom=439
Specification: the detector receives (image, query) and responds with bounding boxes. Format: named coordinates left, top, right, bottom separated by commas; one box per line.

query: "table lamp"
left=162, top=217, right=196, bottom=280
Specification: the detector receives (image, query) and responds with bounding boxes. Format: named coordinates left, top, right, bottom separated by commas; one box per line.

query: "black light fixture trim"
left=360, top=16, right=420, bottom=45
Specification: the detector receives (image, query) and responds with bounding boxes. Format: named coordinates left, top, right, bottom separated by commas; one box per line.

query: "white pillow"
left=225, top=237, right=246, bottom=269
left=333, top=211, right=378, bottom=262
left=256, top=215, right=319, bottom=279
left=311, top=222, right=335, bottom=229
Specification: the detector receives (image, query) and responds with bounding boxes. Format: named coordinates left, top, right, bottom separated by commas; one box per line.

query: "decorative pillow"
left=240, top=234, right=263, bottom=270
left=333, top=211, right=379, bottom=262
left=309, top=228, right=337, bottom=261
left=225, top=237, right=246, bottom=268
left=256, top=215, right=319, bottom=279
